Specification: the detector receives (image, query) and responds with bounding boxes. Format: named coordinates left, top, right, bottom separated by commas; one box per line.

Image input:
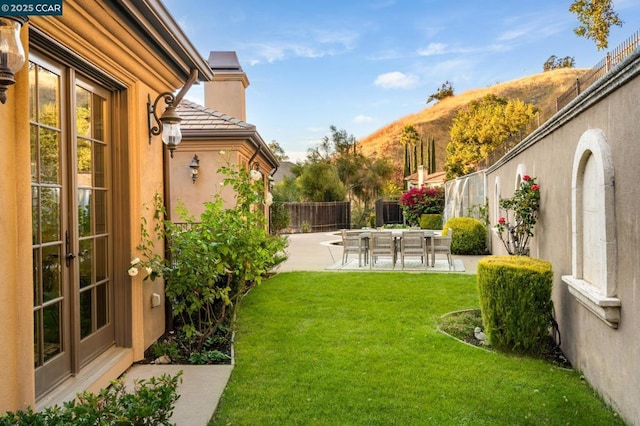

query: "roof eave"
left=110, top=0, right=213, bottom=82
left=181, top=128, right=279, bottom=168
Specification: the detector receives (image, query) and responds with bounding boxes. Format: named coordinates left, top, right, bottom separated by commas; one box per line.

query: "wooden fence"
left=283, top=201, right=351, bottom=233
left=375, top=200, right=403, bottom=227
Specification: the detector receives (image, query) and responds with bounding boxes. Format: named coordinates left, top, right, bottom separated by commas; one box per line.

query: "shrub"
left=442, top=217, right=487, bottom=255
left=0, top=372, right=181, bottom=425
left=132, top=162, right=288, bottom=355
left=419, top=213, right=442, bottom=230
left=399, top=186, right=445, bottom=226
left=477, top=256, right=553, bottom=355
left=270, top=202, right=290, bottom=234
left=494, top=175, right=540, bottom=256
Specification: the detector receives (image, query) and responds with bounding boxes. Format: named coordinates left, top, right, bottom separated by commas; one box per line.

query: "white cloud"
left=417, top=42, right=448, bottom=56
left=369, top=0, right=396, bottom=9
left=374, top=71, right=419, bottom=89
left=315, top=29, right=359, bottom=49
left=353, top=114, right=373, bottom=124
left=497, top=15, right=566, bottom=42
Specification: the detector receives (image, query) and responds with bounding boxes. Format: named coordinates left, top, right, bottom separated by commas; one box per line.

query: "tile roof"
left=176, top=99, right=255, bottom=132
left=405, top=170, right=447, bottom=183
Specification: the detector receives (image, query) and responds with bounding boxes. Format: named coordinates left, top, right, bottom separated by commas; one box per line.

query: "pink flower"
left=522, top=175, right=531, bottom=181
left=531, top=184, right=539, bottom=191
left=498, top=217, right=506, bottom=225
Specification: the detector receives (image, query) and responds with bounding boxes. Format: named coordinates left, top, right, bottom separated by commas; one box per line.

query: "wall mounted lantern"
left=0, top=16, right=28, bottom=104
left=189, top=154, right=199, bottom=184
left=250, top=162, right=262, bottom=181
left=148, top=69, right=198, bottom=158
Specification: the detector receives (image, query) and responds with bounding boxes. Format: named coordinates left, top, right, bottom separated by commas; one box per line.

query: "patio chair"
left=399, top=230, right=429, bottom=270
left=369, top=231, right=395, bottom=269
left=341, top=229, right=367, bottom=266
left=432, top=229, right=454, bottom=269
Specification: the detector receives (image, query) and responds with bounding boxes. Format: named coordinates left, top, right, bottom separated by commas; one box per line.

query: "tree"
left=298, top=162, right=345, bottom=202
left=423, top=136, right=437, bottom=174
left=444, top=94, right=537, bottom=179
left=272, top=174, right=301, bottom=202
left=400, top=125, right=420, bottom=177
left=268, top=140, right=289, bottom=162
left=307, top=125, right=357, bottom=162
left=569, top=0, right=623, bottom=50
left=543, top=55, right=575, bottom=71
left=426, top=81, right=454, bottom=104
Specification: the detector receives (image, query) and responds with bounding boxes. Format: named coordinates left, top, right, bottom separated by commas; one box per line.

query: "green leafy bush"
left=0, top=372, right=181, bottom=426
left=188, top=350, right=231, bottom=364
left=494, top=175, right=540, bottom=256
left=399, top=186, right=445, bottom=226
left=477, top=256, right=553, bottom=355
left=419, top=213, right=442, bottom=230
left=269, top=202, right=290, bottom=234
left=152, top=340, right=180, bottom=360
left=442, top=217, right=487, bottom=255
left=132, top=162, right=288, bottom=356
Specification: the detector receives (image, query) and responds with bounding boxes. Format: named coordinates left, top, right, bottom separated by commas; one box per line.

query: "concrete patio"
left=276, top=231, right=483, bottom=274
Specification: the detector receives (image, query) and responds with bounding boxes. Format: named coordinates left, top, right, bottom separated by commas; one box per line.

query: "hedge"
left=419, top=214, right=442, bottom=230
left=442, top=217, right=487, bottom=255
left=477, top=255, right=553, bottom=355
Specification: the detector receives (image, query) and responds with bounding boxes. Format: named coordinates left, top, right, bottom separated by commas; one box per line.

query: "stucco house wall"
left=168, top=99, right=277, bottom=221
left=486, top=48, right=640, bottom=424
left=0, top=0, right=212, bottom=412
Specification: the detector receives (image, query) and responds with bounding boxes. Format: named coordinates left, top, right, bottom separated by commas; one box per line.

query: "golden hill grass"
left=358, top=68, right=588, bottom=170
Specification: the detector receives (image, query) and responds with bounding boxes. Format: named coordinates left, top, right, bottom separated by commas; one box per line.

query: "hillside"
left=358, top=68, right=588, bottom=171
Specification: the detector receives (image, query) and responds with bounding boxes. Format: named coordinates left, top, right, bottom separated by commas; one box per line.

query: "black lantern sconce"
left=0, top=16, right=28, bottom=104
left=189, top=154, right=199, bottom=184
left=148, top=69, right=198, bottom=158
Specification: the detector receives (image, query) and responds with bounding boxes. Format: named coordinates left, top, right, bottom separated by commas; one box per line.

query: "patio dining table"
left=358, top=229, right=439, bottom=267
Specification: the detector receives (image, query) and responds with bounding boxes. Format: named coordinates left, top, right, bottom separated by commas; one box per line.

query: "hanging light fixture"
left=147, top=69, right=198, bottom=158
left=148, top=92, right=183, bottom=158
left=250, top=162, right=262, bottom=181
left=0, top=16, right=28, bottom=104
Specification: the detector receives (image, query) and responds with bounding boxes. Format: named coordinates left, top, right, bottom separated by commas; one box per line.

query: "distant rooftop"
left=207, top=51, right=243, bottom=72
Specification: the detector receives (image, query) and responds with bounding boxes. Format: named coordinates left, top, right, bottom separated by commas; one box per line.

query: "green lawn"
left=210, top=272, right=623, bottom=425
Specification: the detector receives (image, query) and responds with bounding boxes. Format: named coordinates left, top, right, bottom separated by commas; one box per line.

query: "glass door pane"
left=31, top=60, right=71, bottom=398
left=75, top=82, right=113, bottom=365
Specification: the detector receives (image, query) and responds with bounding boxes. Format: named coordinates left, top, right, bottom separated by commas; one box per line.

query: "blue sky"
left=164, top=0, right=640, bottom=161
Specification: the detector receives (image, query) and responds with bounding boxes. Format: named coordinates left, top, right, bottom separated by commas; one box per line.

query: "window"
left=562, top=129, right=620, bottom=328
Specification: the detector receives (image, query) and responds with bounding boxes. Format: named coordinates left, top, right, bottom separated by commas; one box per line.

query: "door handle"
left=65, top=230, right=76, bottom=267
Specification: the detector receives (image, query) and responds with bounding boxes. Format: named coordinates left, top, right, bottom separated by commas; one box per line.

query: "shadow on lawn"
left=438, top=308, right=572, bottom=369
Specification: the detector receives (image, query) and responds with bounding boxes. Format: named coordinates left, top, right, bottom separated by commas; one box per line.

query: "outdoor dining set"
left=340, top=228, right=454, bottom=270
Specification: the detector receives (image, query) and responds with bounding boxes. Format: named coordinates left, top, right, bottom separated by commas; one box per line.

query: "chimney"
left=204, top=51, right=249, bottom=121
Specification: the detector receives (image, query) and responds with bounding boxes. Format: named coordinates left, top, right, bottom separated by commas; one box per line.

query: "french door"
left=30, top=53, right=114, bottom=398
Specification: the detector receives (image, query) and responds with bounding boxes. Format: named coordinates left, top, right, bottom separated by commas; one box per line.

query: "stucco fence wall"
left=443, top=170, right=486, bottom=225
left=485, top=48, right=640, bottom=424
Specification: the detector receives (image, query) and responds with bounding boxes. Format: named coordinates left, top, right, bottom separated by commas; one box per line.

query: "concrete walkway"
left=124, top=232, right=484, bottom=425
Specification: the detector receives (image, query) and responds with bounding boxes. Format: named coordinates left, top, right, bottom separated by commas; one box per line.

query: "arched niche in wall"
left=494, top=176, right=502, bottom=224
left=562, top=129, right=620, bottom=328
left=515, top=163, right=527, bottom=190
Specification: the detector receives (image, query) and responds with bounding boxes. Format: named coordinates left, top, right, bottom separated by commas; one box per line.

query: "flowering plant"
left=127, top=255, right=159, bottom=280
left=399, top=185, right=445, bottom=226
left=494, top=175, right=540, bottom=256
